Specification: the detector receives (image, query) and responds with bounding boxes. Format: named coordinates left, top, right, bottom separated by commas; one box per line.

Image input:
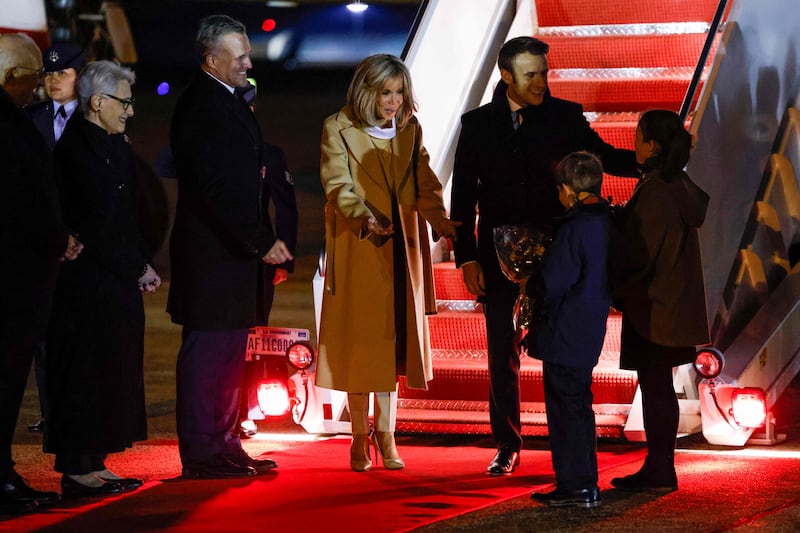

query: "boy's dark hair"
left=555, top=151, right=604, bottom=194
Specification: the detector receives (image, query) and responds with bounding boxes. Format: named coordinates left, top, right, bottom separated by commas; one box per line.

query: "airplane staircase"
left=395, top=0, right=726, bottom=438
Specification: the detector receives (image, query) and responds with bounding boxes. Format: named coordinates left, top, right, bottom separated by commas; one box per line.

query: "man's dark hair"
left=195, top=14, right=247, bottom=60
left=498, top=36, right=549, bottom=72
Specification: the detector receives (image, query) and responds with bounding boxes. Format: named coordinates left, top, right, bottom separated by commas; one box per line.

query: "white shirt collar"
left=203, top=69, right=235, bottom=94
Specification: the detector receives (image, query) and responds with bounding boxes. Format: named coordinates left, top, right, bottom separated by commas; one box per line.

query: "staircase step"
left=400, top=352, right=637, bottom=404
left=428, top=310, right=486, bottom=350
left=535, top=0, right=720, bottom=27
left=549, top=70, right=697, bottom=112
left=433, top=261, right=471, bottom=300
left=396, top=401, right=630, bottom=438
left=543, top=32, right=710, bottom=70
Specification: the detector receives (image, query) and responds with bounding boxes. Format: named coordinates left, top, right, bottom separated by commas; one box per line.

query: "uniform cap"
left=43, top=43, right=86, bottom=73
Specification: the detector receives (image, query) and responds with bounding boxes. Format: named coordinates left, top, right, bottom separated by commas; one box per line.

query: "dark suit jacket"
left=262, top=142, right=298, bottom=273
left=451, top=83, right=638, bottom=301
left=26, top=100, right=56, bottom=149
left=257, top=142, right=298, bottom=323
left=168, top=72, right=276, bottom=329
left=0, top=87, right=69, bottom=340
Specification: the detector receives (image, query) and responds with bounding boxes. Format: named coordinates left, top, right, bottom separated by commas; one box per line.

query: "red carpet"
left=1, top=437, right=645, bottom=532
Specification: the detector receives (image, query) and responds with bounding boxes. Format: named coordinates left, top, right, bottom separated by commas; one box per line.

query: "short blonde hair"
left=345, top=54, right=417, bottom=130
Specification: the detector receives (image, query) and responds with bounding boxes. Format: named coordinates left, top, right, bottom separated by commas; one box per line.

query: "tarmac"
left=8, top=68, right=800, bottom=531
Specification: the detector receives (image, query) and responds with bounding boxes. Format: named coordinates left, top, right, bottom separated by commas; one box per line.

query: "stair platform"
left=400, top=261, right=638, bottom=437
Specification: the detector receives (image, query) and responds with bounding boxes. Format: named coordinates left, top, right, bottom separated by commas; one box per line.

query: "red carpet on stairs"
left=1, top=438, right=645, bottom=532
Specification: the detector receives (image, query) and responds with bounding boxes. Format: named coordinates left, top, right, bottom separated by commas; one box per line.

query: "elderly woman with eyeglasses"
left=45, top=60, right=160, bottom=499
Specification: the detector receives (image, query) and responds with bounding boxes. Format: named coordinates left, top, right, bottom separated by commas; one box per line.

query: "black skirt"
left=619, top=316, right=696, bottom=371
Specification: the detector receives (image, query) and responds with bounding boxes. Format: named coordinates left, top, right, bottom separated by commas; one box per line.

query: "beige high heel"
left=350, top=434, right=373, bottom=472
left=372, top=430, right=405, bottom=470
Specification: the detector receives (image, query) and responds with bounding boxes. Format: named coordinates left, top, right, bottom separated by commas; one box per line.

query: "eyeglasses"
left=102, top=93, right=135, bottom=111
left=12, top=65, right=44, bottom=78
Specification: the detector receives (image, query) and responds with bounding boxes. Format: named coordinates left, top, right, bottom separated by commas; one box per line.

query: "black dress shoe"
left=182, top=455, right=257, bottom=479
left=27, top=419, right=45, bottom=433
left=531, top=486, right=602, bottom=508
left=0, top=499, right=37, bottom=515
left=611, top=469, right=678, bottom=492
left=2, top=472, right=60, bottom=506
left=224, top=451, right=278, bottom=475
left=96, top=477, right=143, bottom=491
left=486, top=449, right=520, bottom=476
left=60, top=476, right=123, bottom=499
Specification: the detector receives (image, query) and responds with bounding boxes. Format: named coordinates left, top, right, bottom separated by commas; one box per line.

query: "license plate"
left=245, top=326, right=311, bottom=361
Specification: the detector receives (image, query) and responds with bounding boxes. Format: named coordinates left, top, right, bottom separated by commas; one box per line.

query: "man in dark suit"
left=168, top=14, right=293, bottom=479
left=24, top=42, right=86, bottom=434
left=0, top=33, right=82, bottom=515
left=450, top=37, right=637, bottom=488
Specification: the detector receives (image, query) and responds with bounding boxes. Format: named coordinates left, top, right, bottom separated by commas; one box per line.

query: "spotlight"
left=286, top=341, right=315, bottom=370
left=694, top=347, right=724, bottom=379
left=696, top=347, right=770, bottom=445
left=257, top=379, right=290, bottom=417
left=346, top=1, right=368, bottom=13
left=731, top=388, right=767, bottom=428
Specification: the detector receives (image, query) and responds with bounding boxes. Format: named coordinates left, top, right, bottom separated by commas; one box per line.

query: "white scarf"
left=364, top=117, right=396, bottom=140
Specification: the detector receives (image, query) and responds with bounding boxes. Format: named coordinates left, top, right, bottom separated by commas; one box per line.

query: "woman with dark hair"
left=46, top=60, right=160, bottom=498
left=317, top=54, right=460, bottom=471
left=611, top=109, right=710, bottom=492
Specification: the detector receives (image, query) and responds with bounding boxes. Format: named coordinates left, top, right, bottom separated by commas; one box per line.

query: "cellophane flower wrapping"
left=492, top=224, right=552, bottom=355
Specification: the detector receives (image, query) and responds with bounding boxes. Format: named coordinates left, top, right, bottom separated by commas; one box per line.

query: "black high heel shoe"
left=60, top=475, right=123, bottom=499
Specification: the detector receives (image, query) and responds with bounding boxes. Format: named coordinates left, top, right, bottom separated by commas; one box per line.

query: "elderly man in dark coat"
left=0, top=33, right=81, bottom=515
left=168, top=14, right=292, bottom=479
left=450, top=36, right=638, bottom=480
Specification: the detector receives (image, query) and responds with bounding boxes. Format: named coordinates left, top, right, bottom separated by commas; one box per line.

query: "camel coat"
left=316, top=108, right=448, bottom=392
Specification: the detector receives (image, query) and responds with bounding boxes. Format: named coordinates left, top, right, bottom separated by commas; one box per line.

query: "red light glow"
left=257, top=379, right=290, bottom=416
left=730, top=387, right=767, bottom=428
left=262, top=18, right=277, bottom=32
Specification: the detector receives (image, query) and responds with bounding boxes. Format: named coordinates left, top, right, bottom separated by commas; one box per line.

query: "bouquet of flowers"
left=493, top=224, right=552, bottom=356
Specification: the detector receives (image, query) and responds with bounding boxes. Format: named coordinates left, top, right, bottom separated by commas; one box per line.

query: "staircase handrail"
left=679, top=0, right=730, bottom=120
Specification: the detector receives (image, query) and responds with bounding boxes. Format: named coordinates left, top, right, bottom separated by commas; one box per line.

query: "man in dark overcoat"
left=450, top=36, right=638, bottom=481
left=168, top=14, right=292, bottom=479
left=0, top=33, right=81, bottom=514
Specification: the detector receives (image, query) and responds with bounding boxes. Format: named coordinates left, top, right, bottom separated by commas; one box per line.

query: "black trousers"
left=483, top=282, right=522, bottom=453
left=637, top=362, right=679, bottom=459
left=0, top=333, right=39, bottom=482
left=543, top=361, right=598, bottom=490
left=54, top=453, right=107, bottom=475
left=176, top=328, right=248, bottom=465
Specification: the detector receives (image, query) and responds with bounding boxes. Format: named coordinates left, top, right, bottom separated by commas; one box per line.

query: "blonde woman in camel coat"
left=317, top=54, right=460, bottom=471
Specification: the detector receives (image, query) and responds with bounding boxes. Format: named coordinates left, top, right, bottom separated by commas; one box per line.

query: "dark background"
left=114, top=1, right=420, bottom=272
